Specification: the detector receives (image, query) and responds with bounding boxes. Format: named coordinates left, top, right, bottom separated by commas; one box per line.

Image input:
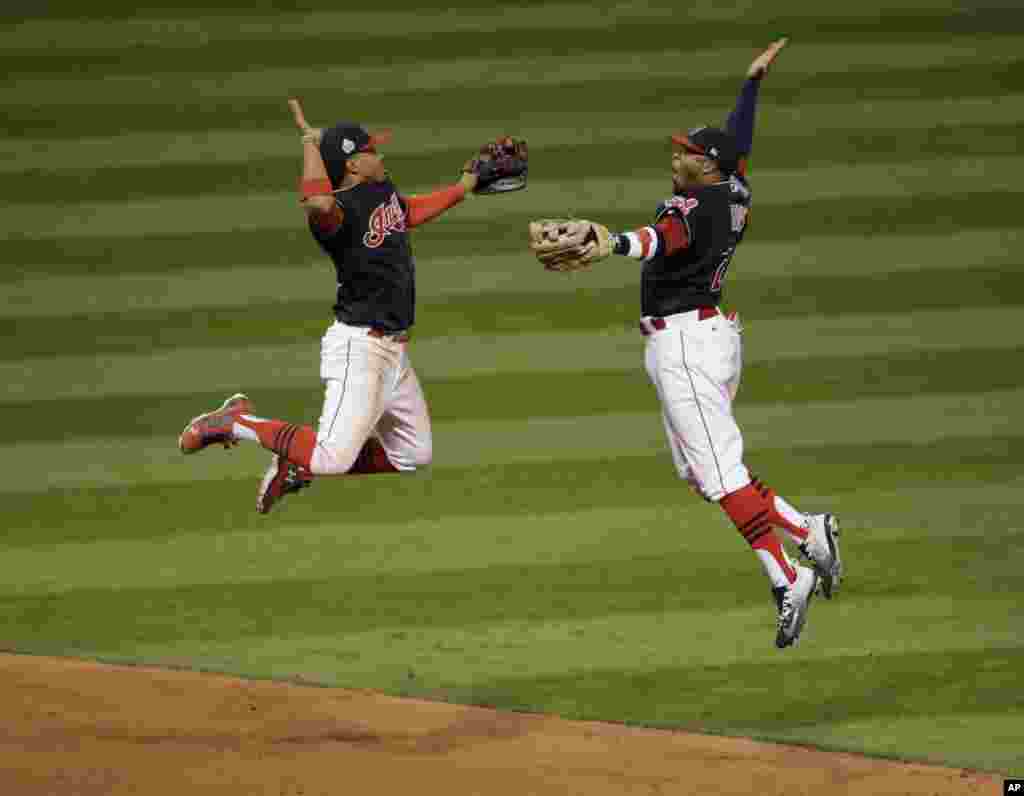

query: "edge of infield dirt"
left=0, top=653, right=1003, bottom=796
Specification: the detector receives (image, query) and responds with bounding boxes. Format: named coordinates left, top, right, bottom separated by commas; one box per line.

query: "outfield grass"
left=2, top=0, right=1023, bottom=774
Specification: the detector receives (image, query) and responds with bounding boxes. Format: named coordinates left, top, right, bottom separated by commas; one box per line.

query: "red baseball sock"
left=720, top=482, right=796, bottom=587
left=743, top=477, right=809, bottom=541
left=236, top=417, right=316, bottom=470
left=348, top=438, right=399, bottom=474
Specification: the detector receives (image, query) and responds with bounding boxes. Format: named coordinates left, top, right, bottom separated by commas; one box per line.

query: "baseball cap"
left=671, top=126, right=739, bottom=176
left=319, top=122, right=393, bottom=187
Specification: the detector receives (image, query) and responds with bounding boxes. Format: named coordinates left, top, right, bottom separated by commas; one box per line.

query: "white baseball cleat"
left=799, top=513, right=843, bottom=599
left=774, top=565, right=818, bottom=649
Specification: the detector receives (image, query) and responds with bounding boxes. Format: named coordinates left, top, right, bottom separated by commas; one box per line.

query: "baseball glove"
left=464, top=136, right=528, bottom=195
left=528, top=218, right=612, bottom=272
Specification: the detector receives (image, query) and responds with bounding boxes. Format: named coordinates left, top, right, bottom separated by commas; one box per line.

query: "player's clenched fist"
left=528, top=218, right=612, bottom=272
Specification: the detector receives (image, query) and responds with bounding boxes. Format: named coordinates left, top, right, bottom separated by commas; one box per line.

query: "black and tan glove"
left=464, top=136, right=528, bottom=194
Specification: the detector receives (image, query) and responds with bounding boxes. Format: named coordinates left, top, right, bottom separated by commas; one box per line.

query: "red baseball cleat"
left=256, top=454, right=312, bottom=515
left=178, top=393, right=253, bottom=454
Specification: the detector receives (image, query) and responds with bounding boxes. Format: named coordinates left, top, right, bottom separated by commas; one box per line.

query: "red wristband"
left=300, top=178, right=333, bottom=200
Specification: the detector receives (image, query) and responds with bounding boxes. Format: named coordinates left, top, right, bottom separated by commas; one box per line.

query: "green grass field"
left=3, top=0, right=1023, bottom=774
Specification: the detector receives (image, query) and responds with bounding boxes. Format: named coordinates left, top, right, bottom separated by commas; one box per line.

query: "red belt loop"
left=368, top=327, right=410, bottom=343
left=639, top=307, right=720, bottom=336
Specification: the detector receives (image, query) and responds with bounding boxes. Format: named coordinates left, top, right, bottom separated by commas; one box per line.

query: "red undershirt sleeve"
left=402, top=183, right=467, bottom=228
left=653, top=214, right=689, bottom=256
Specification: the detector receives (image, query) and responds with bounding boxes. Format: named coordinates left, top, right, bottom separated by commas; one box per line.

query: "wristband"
left=300, top=178, right=333, bottom=200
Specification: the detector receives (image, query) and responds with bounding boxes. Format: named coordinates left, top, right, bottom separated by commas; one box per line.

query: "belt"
left=367, top=327, right=410, bottom=343
left=639, top=306, right=719, bottom=336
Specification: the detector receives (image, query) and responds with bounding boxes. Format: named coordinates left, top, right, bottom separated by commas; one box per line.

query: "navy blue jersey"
left=641, top=175, right=751, bottom=318
left=311, top=178, right=415, bottom=332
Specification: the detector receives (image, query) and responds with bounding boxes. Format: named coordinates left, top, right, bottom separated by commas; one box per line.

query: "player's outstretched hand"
left=747, top=38, right=788, bottom=80
left=288, top=98, right=321, bottom=145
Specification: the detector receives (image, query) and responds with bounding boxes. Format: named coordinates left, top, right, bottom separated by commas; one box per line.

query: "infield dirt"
left=0, top=653, right=1000, bottom=795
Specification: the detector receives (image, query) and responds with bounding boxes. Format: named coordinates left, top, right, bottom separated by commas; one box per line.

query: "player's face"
left=351, top=150, right=387, bottom=182
left=671, top=145, right=705, bottom=191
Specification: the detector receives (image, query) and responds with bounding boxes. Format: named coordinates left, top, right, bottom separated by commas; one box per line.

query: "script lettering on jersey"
left=363, top=193, right=407, bottom=248
left=664, top=196, right=699, bottom=216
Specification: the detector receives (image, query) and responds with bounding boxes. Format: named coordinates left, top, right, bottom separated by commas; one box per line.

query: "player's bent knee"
left=309, top=440, right=362, bottom=476
left=391, top=437, right=432, bottom=471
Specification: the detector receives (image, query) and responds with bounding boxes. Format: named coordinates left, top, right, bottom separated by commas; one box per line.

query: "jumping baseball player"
left=528, top=40, right=842, bottom=649
left=179, top=99, right=527, bottom=514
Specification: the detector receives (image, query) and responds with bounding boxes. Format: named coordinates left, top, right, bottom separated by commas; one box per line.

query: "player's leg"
left=647, top=324, right=793, bottom=584
left=648, top=318, right=818, bottom=646
left=372, top=355, right=433, bottom=472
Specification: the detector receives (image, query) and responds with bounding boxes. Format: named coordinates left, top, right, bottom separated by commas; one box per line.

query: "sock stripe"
left=746, top=526, right=773, bottom=545
left=743, top=520, right=771, bottom=537
left=739, top=510, right=770, bottom=532
left=272, top=425, right=289, bottom=453
left=278, top=425, right=298, bottom=459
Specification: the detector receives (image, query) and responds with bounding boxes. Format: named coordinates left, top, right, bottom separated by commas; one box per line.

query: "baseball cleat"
left=773, top=565, right=818, bottom=649
left=178, top=393, right=252, bottom=454
left=798, top=513, right=843, bottom=599
left=256, top=454, right=312, bottom=515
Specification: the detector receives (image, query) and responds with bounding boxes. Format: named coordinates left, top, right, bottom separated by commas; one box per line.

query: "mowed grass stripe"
left=5, top=389, right=1019, bottom=493
left=5, top=480, right=1019, bottom=593
left=6, top=39, right=1020, bottom=108
left=9, top=61, right=1020, bottom=141
left=6, top=156, right=1021, bottom=241
left=3, top=307, right=1018, bottom=402
left=0, top=1, right=981, bottom=55
left=13, top=121, right=1023, bottom=206
left=5, top=347, right=1024, bottom=445
left=5, top=229, right=1019, bottom=317
left=4, top=265, right=1020, bottom=360
left=2, top=528, right=1018, bottom=644
left=6, top=191, right=1017, bottom=278
left=7, top=95, right=1023, bottom=176
left=7, top=436, right=1021, bottom=545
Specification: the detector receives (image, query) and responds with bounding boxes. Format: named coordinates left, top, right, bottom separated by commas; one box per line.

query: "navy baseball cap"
left=671, top=126, right=739, bottom=176
left=319, top=122, right=392, bottom=187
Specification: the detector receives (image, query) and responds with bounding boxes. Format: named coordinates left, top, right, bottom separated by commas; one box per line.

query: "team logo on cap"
left=342, top=138, right=355, bottom=154
left=708, top=146, right=719, bottom=158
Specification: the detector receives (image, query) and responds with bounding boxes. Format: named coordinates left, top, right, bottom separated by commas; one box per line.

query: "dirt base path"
left=0, top=654, right=999, bottom=795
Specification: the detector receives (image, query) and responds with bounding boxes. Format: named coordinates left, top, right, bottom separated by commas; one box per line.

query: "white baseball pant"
left=642, top=308, right=750, bottom=502
left=312, top=321, right=433, bottom=475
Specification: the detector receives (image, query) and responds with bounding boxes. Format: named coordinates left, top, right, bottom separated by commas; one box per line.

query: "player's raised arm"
left=288, top=98, right=344, bottom=234
left=401, top=136, right=528, bottom=228
left=725, top=38, right=788, bottom=175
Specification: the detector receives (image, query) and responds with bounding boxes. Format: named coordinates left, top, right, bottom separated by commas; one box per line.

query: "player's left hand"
left=747, top=38, right=788, bottom=80
left=464, top=137, right=528, bottom=195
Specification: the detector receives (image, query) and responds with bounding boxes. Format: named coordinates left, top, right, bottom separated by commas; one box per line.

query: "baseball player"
left=528, top=40, right=842, bottom=649
left=178, top=99, right=527, bottom=514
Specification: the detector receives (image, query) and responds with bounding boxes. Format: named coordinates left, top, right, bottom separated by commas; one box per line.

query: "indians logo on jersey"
left=664, top=196, right=699, bottom=216
left=363, top=193, right=407, bottom=248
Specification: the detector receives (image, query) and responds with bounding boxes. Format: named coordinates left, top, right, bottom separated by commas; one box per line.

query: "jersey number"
left=710, top=245, right=736, bottom=292
left=711, top=205, right=748, bottom=292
